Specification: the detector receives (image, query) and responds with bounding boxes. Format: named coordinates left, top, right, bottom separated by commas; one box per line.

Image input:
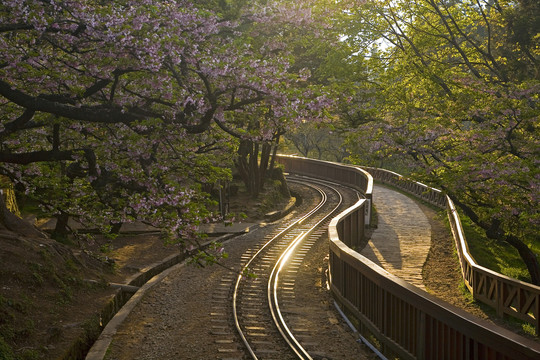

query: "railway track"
left=210, top=176, right=366, bottom=360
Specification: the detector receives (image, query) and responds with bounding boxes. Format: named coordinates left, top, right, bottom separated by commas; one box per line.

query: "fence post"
left=534, top=294, right=540, bottom=336
left=351, top=210, right=358, bottom=248
left=497, top=278, right=504, bottom=318
left=417, top=312, right=426, bottom=360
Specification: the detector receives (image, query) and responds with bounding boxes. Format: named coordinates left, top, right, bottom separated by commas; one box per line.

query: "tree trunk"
left=271, top=167, right=291, bottom=198
left=250, top=142, right=260, bottom=196
left=268, top=135, right=280, bottom=174
left=506, top=235, right=540, bottom=286
left=51, top=211, right=70, bottom=242
left=110, top=222, right=123, bottom=234
left=258, top=143, right=272, bottom=192
left=236, top=140, right=252, bottom=193
left=236, top=139, right=260, bottom=196
left=236, top=139, right=280, bottom=198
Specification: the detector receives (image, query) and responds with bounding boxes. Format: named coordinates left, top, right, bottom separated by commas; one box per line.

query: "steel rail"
left=232, top=181, right=328, bottom=359
left=268, top=180, right=344, bottom=360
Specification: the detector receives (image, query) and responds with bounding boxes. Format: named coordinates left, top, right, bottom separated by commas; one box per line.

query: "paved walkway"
left=361, top=184, right=431, bottom=289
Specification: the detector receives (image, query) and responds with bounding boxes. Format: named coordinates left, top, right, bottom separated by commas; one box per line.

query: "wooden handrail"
left=447, top=197, right=540, bottom=332
left=329, top=208, right=540, bottom=359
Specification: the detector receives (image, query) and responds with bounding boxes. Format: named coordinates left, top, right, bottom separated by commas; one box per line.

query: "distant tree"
left=284, top=122, right=350, bottom=162
left=279, top=1, right=377, bottom=164
left=219, top=0, right=341, bottom=196
left=285, top=123, right=324, bottom=158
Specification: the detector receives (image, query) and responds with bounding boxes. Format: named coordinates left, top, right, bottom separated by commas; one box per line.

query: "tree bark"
left=258, top=143, right=272, bottom=192
left=0, top=79, right=142, bottom=125
left=268, top=135, right=280, bottom=174
left=236, top=140, right=253, bottom=194
left=110, top=222, right=123, bottom=234
left=250, top=142, right=260, bottom=196
left=51, top=211, right=70, bottom=242
left=236, top=139, right=277, bottom=198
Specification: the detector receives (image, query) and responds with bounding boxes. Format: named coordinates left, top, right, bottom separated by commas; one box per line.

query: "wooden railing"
left=276, top=155, right=540, bottom=359
left=361, top=166, right=446, bottom=209
left=363, top=166, right=540, bottom=335
left=329, top=215, right=540, bottom=360
left=447, top=198, right=540, bottom=335
left=276, top=154, right=373, bottom=226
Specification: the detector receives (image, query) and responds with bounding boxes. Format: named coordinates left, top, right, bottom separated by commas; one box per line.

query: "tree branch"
left=2, top=109, right=35, bottom=133
left=0, top=23, right=34, bottom=33
left=0, top=79, right=143, bottom=124
left=0, top=149, right=79, bottom=165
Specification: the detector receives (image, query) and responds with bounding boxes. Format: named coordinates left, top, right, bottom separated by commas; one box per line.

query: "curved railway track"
left=99, top=175, right=373, bottom=360
left=228, top=176, right=362, bottom=360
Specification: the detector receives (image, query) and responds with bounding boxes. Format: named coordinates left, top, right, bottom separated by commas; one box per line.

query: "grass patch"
left=369, top=204, right=378, bottom=229
left=458, top=213, right=533, bottom=283
left=0, top=335, right=15, bottom=360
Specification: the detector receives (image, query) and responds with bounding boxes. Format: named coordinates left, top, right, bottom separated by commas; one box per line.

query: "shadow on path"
left=360, top=185, right=431, bottom=289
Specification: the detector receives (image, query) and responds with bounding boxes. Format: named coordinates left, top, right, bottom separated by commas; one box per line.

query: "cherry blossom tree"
left=211, top=0, right=341, bottom=196
left=0, top=0, right=326, bottom=244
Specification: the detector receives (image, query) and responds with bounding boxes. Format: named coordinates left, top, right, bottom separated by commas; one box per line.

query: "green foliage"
left=187, top=242, right=229, bottom=268
left=343, top=0, right=540, bottom=283
left=284, top=122, right=349, bottom=162
left=458, top=281, right=475, bottom=304
left=257, top=179, right=288, bottom=216
left=1, top=0, right=328, bottom=250
left=81, top=314, right=103, bottom=345
left=0, top=294, right=37, bottom=355
left=0, top=295, right=29, bottom=316
left=31, top=271, right=44, bottom=286
left=20, top=349, right=40, bottom=360
left=521, top=323, right=536, bottom=337
left=242, top=267, right=258, bottom=279
left=99, top=243, right=113, bottom=254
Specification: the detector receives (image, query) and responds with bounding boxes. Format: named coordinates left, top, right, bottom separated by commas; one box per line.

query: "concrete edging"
left=85, top=261, right=182, bottom=360
left=84, top=224, right=262, bottom=360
